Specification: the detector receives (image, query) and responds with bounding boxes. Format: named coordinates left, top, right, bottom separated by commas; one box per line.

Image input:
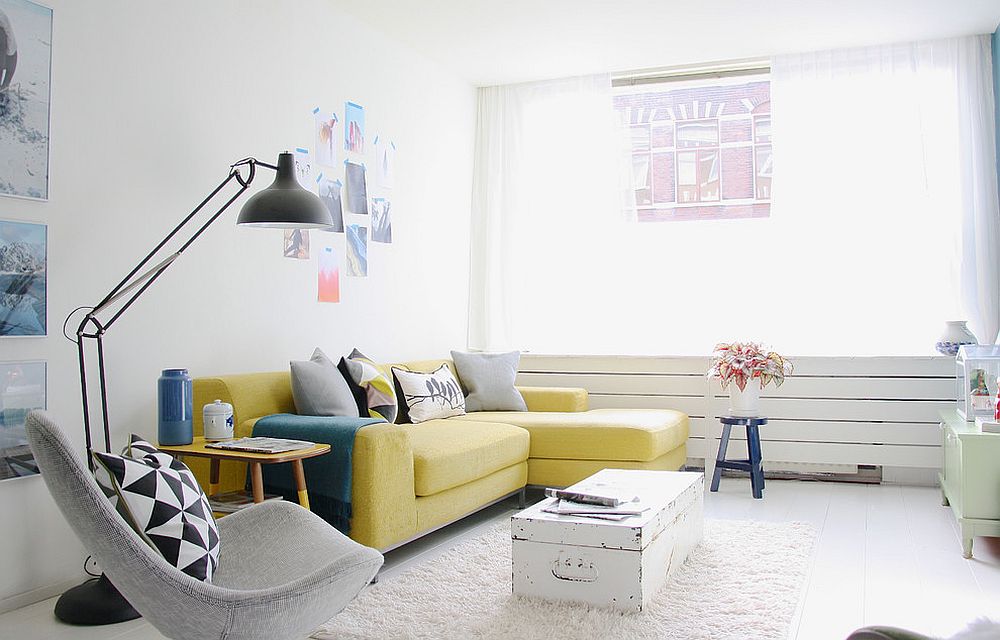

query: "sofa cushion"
left=342, top=349, right=398, bottom=423
left=289, top=348, right=360, bottom=417
left=450, top=350, right=527, bottom=412
left=406, top=419, right=529, bottom=496
left=93, top=436, right=220, bottom=582
left=392, top=364, right=466, bottom=424
left=451, top=409, right=688, bottom=463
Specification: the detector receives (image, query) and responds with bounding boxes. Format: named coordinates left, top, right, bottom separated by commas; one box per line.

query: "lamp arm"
left=72, top=157, right=271, bottom=467
left=93, top=163, right=256, bottom=314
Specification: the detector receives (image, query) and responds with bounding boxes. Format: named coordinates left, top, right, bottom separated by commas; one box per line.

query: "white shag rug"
left=313, top=519, right=816, bottom=640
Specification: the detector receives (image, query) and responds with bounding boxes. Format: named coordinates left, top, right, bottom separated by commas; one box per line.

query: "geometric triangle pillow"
left=92, top=435, right=220, bottom=582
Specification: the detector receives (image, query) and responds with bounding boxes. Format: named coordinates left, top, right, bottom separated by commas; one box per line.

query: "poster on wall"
left=344, top=161, right=368, bottom=214
left=371, top=197, right=392, bottom=244
left=314, top=108, right=338, bottom=168
left=0, top=0, right=51, bottom=201
left=0, top=219, right=45, bottom=336
left=344, top=101, right=364, bottom=154
left=318, top=246, right=340, bottom=303
left=283, top=228, right=309, bottom=260
left=345, top=224, right=367, bottom=277
left=317, top=173, right=344, bottom=232
left=0, top=360, right=45, bottom=481
left=293, top=147, right=314, bottom=190
left=374, top=136, right=395, bottom=189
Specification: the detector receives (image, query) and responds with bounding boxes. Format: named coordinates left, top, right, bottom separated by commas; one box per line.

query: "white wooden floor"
left=2, top=478, right=998, bottom=640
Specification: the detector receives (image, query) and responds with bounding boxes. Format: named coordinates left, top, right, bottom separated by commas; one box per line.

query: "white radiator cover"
left=518, top=354, right=954, bottom=471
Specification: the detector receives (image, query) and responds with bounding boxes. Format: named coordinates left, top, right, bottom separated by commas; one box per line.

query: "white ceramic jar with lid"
left=203, top=399, right=234, bottom=441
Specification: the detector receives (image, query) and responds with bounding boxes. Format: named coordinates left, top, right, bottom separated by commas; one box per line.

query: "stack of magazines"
left=541, top=488, right=647, bottom=521
left=209, top=490, right=283, bottom=514
left=205, top=437, right=315, bottom=454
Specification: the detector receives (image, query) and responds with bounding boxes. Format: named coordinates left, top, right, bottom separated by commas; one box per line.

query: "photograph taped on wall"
left=317, top=173, right=344, bottom=232
left=345, top=101, right=364, bottom=154
left=0, top=0, right=51, bottom=201
left=294, top=147, right=314, bottom=191
left=345, top=160, right=368, bottom=214
left=0, top=218, right=45, bottom=336
left=346, top=224, right=367, bottom=277
left=371, top=197, right=392, bottom=244
left=283, top=228, right=310, bottom=260
left=0, top=360, right=44, bottom=481
left=314, top=107, right=338, bottom=168
left=318, top=246, right=340, bottom=303
left=374, top=136, right=395, bottom=189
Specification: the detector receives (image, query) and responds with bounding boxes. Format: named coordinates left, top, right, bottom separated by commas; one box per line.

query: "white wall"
left=0, top=0, right=476, bottom=606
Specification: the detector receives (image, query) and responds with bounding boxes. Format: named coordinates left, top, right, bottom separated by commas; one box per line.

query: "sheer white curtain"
left=770, top=35, right=999, bottom=349
left=468, top=36, right=999, bottom=355
left=468, top=74, right=626, bottom=351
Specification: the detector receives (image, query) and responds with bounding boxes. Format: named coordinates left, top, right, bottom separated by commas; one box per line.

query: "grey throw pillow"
left=450, top=351, right=527, bottom=412
left=290, top=348, right=360, bottom=417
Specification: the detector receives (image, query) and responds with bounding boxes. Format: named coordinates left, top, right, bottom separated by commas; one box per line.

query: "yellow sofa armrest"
left=516, top=386, right=589, bottom=412
left=349, top=422, right=417, bottom=550
left=189, top=416, right=417, bottom=550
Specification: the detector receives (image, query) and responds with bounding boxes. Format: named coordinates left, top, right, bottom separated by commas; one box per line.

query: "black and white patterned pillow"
left=391, top=364, right=466, bottom=423
left=93, top=435, right=220, bottom=582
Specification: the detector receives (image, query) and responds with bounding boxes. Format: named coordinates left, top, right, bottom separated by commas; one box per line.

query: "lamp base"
left=54, top=574, right=140, bottom=625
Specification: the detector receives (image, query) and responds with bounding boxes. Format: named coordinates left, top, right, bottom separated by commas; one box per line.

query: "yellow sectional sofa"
left=189, top=359, right=688, bottom=551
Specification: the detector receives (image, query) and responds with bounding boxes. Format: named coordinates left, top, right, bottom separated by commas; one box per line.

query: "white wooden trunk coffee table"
left=511, top=469, right=704, bottom=612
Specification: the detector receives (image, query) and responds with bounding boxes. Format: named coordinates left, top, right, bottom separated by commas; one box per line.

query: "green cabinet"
left=939, top=410, right=1000, bottom=558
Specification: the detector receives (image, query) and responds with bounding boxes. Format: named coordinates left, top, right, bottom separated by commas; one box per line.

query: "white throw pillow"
left=392, top=364, right=466, bottom=423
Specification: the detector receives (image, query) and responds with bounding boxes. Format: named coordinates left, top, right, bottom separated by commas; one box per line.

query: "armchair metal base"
left=54, top=574, right=140, bottom=625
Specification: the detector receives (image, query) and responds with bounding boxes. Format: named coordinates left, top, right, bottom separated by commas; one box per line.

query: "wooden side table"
left=710, top=416, right=768, bottom=499
left=159, top=437, right=331, bottom=510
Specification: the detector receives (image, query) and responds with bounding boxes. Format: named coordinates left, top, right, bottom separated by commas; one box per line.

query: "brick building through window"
left=614, top=73, right=771, bottom=222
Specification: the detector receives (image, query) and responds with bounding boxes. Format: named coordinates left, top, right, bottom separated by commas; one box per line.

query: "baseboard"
left=881, top=466, right=940, bottom=486
left=0, top=578, right=80, bottom=615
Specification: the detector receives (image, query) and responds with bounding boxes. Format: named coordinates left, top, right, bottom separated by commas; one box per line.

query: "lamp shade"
left=236, top=152, right=332, bottom=228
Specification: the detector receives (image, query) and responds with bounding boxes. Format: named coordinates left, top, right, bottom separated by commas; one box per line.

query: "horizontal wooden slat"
left=519, top=372, right=954, bottom=400
left=517, top=372, right=708, bottom=396
left=521, top=355, right=710, bottom=375
left=763, top=376, right=954, bottom=399
left=521, top=354, right=954, bottom=377
left=590, top=393, right=949, bottom=423
left=585, top=395, right=709, bottom=417
left=688, top=418, right=942, bottom=446
left=700, top=440, right=941, bottom=469
left=685, top=438, right=941, bottom=468
left=685, top=438, right=709, bottom=458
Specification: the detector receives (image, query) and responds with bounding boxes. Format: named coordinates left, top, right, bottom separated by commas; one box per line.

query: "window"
left=615, top=71, right=771, bottom=222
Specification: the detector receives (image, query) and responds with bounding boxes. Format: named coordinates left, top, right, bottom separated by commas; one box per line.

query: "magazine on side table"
left=205, top=437, right=316, bottom=454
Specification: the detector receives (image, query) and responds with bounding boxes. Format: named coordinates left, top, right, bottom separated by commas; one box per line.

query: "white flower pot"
left=728, top=383, right=761, bottom=417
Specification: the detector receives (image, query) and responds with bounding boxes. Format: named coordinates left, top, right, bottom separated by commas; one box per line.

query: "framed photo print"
left=0, top=359, right=45, bottom=481
left=0, top=0, right=52, bottom=200
left=0, top=218, right=46, bottom=336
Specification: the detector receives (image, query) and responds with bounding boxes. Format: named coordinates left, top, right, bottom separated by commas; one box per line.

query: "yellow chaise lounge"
left=189, top=359, right=688, bottom=551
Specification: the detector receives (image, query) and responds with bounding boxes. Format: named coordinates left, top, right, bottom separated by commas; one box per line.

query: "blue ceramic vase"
left=158, top=368, right=193, bottom=445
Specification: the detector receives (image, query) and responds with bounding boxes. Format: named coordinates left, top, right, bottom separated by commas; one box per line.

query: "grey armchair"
left=25, top=410, right=383, bottom=640
left=846, top=628, right=934, bottom=640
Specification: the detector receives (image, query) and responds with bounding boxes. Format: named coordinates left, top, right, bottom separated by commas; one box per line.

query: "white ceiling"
left=333, top=0, right=1000, bottom=86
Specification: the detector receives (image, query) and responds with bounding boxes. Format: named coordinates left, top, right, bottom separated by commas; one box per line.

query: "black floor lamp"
left=57, top=151, right=331, bottom=625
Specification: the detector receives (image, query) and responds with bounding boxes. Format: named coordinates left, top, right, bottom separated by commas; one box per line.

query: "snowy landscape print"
left=0, top=0, right=51, bottom=200
left=0, top=219, right=46, bottom=336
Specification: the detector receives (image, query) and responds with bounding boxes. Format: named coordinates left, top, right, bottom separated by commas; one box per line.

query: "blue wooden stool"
left=710, top=416, right=767, bottom=499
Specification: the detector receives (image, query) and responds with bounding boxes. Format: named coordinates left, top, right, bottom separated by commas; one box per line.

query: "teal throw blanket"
left=252, top=413, right=383, bottom=533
